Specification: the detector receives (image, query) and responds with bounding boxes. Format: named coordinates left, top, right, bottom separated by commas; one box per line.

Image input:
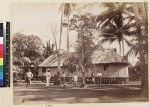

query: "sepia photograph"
left=11, top=2, right=148, bottom=105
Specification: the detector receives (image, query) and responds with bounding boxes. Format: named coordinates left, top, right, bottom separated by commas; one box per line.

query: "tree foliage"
left=128, top=62, right=143, bottom=81
left=64, top=13, right=101, bottom=87
left=96, top=3, right=137, bottom=56
left=98, top=3, right=148, bottom=97
left=12, top=33, right=44, bottom=65
left=43, top=40, right=55, bottom=59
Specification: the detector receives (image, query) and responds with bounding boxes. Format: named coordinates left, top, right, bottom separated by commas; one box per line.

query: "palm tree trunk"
left=80, top=42, right=86, bottom=87
left=120, top=5, right=124, bottom=57
left=122, top=38, right=125, bottom=57
left=67, top=15, right=70, bottom=51
left=119, top=41, right=122, bottom=56
left=81, top=67, right=86, bottom=88
left=58, top=7, right=64, bottom=72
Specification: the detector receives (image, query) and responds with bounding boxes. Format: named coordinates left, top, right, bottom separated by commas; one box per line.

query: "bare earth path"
left=13, top=82, right=148, bottom=105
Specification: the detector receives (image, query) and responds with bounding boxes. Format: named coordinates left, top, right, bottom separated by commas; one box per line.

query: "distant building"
left=38, top=48, right=129, bottom=84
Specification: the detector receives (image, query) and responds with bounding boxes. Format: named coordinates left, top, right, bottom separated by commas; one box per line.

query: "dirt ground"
left=13, top=82, right=148, bottom=105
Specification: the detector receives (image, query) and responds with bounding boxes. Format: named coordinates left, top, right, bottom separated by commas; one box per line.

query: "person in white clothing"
left=61, top=72, right=66, bottom=87
left=73, top=74, right=78, bottom=88
left=25, top=68, right=33, bottom=89
left=45, top=69, right=51, bottom=87
left=96, top=71, right=102, bottom=85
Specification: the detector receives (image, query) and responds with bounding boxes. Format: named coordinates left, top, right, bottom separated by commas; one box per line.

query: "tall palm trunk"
left=120, top=3, right=125, bottom=57
left=80, top=65, right=86, bottom=88
left=121, top=21, right=125, bottom=57
left=81, top=70, right=86, bottom=87
left=67, top=15, right=70, bottom=51
left=58, top=8, right=64, bottom=72
left=80, top=41, right=86, bottom=88
left=119, top=41, right=122, bottom=55
left=122, top=38, right=125, bottom=57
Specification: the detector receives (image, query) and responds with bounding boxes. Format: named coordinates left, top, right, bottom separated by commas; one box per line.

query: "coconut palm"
left=96, top=3, right=137, bottom=56
left=97, top=3, right=148, bottom=97
left=64, top=36, right=101, bottom=87
left=61, top=3, right=77, bottom=51
left=57, top=4, right=64, bottom=73
left=57, top=3, right=77, bottom=73
left=43, top=40, right=55, bottom=58
left=123, top=2, right=148, bottom=97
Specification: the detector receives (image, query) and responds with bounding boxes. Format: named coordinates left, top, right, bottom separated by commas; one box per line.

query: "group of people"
left=91, top=71, right=103, bottom=85
left=25, top=69, right=52, bottom=88
left=25, top=68, right=103, bottom=89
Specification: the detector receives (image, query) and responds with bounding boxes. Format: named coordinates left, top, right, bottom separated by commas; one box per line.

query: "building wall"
left=95, top=64, right=129, bottom=78
left=48, top=67, right=58, bottom=76
left=38, top=64, right=129, bottom=78
left=38, top=67, right=74, bottom=77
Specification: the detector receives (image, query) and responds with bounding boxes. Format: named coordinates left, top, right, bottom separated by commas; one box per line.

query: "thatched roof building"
left=28, top=48, right=130, bottom=84
left=39, top=48, right=128, bottom=68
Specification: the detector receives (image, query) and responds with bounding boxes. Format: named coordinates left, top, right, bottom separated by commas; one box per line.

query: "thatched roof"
left=92, top=49, right=125, bottom=64
left=38, top=48, right=128, bottom=67
left=38, top=52, right=68, bottom=67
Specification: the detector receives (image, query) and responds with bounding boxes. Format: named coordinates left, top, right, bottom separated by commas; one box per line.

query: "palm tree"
left=43, top=40, right=55, bottom=58
left=97, top=3, right=148, bottom=97
left=50, top=25, right=59, bottom=51
left=57, top=5, right=64, bottom=73
left=96, top=3, right=137, bottom=56
left=57, top=3, right=77, bottom=73
left=64, top=35, right=101, bottom=87
left=61, top=3, right=76, bottom=51
left=124, top=2, right=148, bottom=98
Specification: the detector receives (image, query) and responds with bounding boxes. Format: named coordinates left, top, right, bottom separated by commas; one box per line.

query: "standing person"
left=61, top=72, right=66, bottom=87
left=45, top=69, right=51, bottom=87
left=25, top=68, right=33, bottom=89
left=73, top=73, right=78, bottom=88
left=18, top=68, right=23, bottom=82
left=91, top=72, right=95, bottom=84
left=53, top=72, right=61, bottom=85
left=96, top=71, right=102, bottom=85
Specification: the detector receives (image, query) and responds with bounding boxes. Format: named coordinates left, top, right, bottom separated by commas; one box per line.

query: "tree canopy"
left=12, top=33, right=44, bottom=65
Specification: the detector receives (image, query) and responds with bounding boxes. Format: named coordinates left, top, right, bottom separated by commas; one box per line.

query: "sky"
left=11, top=3, right=138, bottom=65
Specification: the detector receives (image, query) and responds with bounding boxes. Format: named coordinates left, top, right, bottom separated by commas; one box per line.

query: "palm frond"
left=123, top=15, right=135, bottom=28
left=63, top=3, right=71, bottom=16
left=101, top=37, right=117, bottom=44
left=123, top=22, right=136, bottom=30
left=125, top=4, right=134, bottom=13
left=60, top=3, right=77, bottom=16
left=101, top=3, right=116, bottom=10
left=96, top=10, right=115, bottom=22
left=124, top=30, right=137, bottom=36
left=123, top=42, right=139, bottom=60
left=123, top=38, right=134, bottom=47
